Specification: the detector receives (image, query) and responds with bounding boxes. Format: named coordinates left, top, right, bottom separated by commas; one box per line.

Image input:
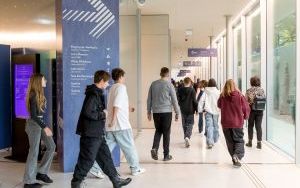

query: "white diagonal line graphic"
left=95, top=9, right=110, bottom=23
left=73, top=11, right=85, bottom=21
left=90, top=4, right=105, bottom=22
left=92, top=15, right=114, bottom=37
left=96, top=19, right=115, bottom=39
left=78, top=11, right=90, bottom=21
left=93, top=1, right=102, bottom=8
left=63, top=0, right=116, bottom=40
left=90, top=0, right=98, bottom=6
left=67, top=10, right=79, bottom=20
left=89, top=12, right=112, bottom=35
left=63, top=10, right=73, bottom=19
left=96, top=3, right=105, bottom=11
left=85, top=12, right=96, bottom=22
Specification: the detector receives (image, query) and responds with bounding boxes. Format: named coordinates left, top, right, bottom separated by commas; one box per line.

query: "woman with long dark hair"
left=23, top=73, right=56, bottom=188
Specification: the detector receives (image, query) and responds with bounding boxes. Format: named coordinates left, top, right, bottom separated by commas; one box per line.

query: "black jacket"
left=29, top=92, right=47, bottom=129
left=177, top=86, right=198, bottom=115
left=76, top=84, right=106, bottom=137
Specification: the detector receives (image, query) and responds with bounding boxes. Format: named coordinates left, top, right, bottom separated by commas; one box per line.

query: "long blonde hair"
left=220, top=79, right=240, bottom=97
left=26, top=73, right=46, bottom=113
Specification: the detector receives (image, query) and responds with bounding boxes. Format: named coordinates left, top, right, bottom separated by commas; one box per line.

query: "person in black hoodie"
left=71, top=70, right=131, bottom=188
left=177, top=77, right=198, bottom=148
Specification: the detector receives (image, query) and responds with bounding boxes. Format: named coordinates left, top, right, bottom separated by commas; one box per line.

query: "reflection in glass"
left=247, top=10, right=261, bottom=84
left=267, top=0, right=296, bottom=156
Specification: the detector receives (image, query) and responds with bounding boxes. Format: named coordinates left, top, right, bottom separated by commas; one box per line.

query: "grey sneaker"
left=232, top=155, right=242, bottom=168
left=185, top=137, right=190, bottom=148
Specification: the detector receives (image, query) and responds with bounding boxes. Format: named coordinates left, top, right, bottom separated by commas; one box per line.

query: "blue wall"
left=0, top=44, right=11, bottom=149
left=57, top=0, right=120, bottom=172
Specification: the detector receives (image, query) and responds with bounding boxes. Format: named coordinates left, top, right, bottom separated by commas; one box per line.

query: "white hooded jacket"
left=198, top=87, right=220, bottom=115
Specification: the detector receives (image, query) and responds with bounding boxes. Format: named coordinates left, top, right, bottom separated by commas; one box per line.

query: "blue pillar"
left=0, top=44, right=11, bottom=149
left=56, top=0, right=120, bottom=172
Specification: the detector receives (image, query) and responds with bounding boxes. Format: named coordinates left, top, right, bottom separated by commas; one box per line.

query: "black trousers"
left=152, top=113, right=172, bottom=156
left=223, top=128, right=245, bottom=160
left=72, top=136, right=118, bottom=182
left=248, top=110, right=264, bottom=142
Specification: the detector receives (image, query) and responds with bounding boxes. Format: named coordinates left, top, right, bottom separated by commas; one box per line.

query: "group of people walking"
left=22, top=66, right=265, bottom=188
left=23, top=69, right=144, bottom=188
left=147, top=67, right=266, bottom=168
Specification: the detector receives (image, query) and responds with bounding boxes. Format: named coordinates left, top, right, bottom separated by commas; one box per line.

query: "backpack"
left=251, top=95, right=266, bottom=111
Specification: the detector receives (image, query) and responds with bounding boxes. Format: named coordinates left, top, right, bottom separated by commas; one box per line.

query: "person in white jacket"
left=198, top=78, right=220, bottom=149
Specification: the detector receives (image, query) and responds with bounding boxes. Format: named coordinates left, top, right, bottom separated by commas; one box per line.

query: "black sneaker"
left=24, top=183, right=43, bottom=188
left=245, top=140, right=252, bottom=147
left=257, top=142, right=262, bottom=149
left=163, top=155, right=173, bottom=161
left=232, top=155, right=242, bottom=168
left=36, top=173, right=53, bottom=183
left=111, top=176, right=132, bottom=188
left=207, top=144, right=213, bottom=149
left=151, top=149, right=158, bottom=160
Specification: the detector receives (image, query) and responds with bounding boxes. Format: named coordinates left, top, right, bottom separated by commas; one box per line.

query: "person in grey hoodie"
left=198, top=78, right=220, bottom=149
left=147, top=67, right=180, bottom=161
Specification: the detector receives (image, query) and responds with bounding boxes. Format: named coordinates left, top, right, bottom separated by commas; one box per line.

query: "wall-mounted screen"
left=14, top=64, right=33, bottom=118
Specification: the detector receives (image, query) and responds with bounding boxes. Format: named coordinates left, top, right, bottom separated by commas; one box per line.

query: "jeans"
left=23, top=119, right=56, bottom=184
left=248, top=110, right=263, bottom=141
left=205, top=113, right=219, bottom=145
left=152, top=113, right=172, bottom=156
left=73, top=136, right=118, bottom=182
left=223, top=128, right=245, bottom=160
left=181, top=114, right=194, bottom=139
left=91, top=129, right=141, bottom=173
left=198, top=113, right=204, bottom=133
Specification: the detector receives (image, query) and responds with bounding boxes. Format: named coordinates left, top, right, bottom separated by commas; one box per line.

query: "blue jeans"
left=198, top=113, right=204, bottom=133
left=91, top=129, right=141, bottom=173
left=205, top=113, right=219, bottom=145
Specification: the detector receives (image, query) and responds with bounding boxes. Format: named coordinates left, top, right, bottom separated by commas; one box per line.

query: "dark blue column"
left=56, top=0, right=120, bottom=172
left=0, top=44, right=11, bottom=149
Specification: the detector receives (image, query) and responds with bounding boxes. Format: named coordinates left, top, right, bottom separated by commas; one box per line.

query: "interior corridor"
left=1, top=119, right=300, bottom=188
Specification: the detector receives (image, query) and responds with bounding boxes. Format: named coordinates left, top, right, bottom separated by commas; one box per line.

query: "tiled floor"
left=1, top=120, right=300, bottom=188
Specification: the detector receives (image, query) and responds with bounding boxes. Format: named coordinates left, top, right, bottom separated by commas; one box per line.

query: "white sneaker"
left=89, top=170, right=105, bottom=179
left=132, top=168, right=146, bottom=176
left=185, top=137, right=190, bottom=148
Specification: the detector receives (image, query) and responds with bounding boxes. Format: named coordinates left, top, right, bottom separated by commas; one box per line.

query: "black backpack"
left=251, top=95, right=266, bottom=111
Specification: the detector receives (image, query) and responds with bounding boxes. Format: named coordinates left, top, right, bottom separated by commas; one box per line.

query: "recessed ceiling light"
left=185, top=29, right=193, bottom=36
left=35, top=18, right=54, bottom=25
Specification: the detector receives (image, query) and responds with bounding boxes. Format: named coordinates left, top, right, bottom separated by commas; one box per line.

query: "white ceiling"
left=139, top=0, right=249, bottom=48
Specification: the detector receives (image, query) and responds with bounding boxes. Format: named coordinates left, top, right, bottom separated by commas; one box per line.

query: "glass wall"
left=267, top=0, right=296, bottom=156
left=233, top=25, right=242, bottom=90
left=246, top=8, right=261, bottom=86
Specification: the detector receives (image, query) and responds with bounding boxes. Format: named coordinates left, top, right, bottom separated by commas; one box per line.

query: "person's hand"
left=130, top=107, right=135, bottom=113
left=108, top=118, right=116, bottom=127
left=175, top=114, right=179, bottom=121
left=44, top=127, right=53, bottom=137
left=147, top=113, right=152, bottom=121
left=103, top=109, right=108, bottom=117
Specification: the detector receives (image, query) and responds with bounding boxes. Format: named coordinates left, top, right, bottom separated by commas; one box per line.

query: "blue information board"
left=57, top=0, right=119, bottom=172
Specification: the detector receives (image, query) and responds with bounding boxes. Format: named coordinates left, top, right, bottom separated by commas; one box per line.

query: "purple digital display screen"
left=14, top=64, right=33, bottom=118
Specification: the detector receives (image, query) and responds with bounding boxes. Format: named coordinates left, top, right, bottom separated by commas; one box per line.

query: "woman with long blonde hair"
left=217, top=79, right=250, bottom=167
left=23, top=73, right=55, bottom=188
